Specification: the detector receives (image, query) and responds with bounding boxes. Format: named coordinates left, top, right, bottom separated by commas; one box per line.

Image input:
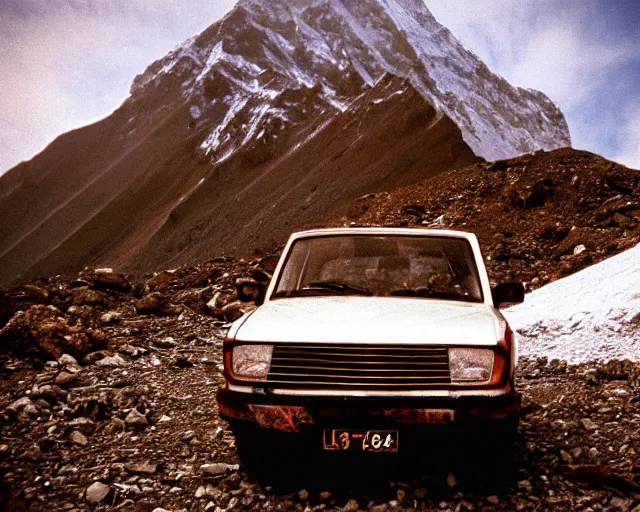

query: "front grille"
left=267, top=344, right=450, bottom=390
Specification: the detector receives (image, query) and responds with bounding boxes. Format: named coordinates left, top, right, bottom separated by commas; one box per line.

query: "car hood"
left=235, top=296, right=504, bottom=345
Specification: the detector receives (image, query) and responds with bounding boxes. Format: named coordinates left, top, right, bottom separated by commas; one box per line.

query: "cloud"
left=0, top=0, right=237, bottom=174
left=425, top=0, right=640, bottom=168
left=614, top=105, right=640, bottom=170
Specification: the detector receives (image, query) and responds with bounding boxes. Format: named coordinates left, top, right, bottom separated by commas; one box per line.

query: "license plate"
left=323, top=429, right=398, bottom=453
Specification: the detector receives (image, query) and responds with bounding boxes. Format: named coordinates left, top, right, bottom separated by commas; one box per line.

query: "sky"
left=0, top=0, right=638, bottom=175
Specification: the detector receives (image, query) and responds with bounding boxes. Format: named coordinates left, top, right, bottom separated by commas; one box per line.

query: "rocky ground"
left=2, top=147, right=640, bottom=510
left=1, top=258, right=640, bottom=511
left=339, top=148, right=640, bottom=291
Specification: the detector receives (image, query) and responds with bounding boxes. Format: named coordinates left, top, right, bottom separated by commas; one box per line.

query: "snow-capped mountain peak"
left=131, top=0, right=570, bottom=164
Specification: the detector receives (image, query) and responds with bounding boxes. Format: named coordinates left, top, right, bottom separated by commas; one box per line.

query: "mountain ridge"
left=0, top=0, right=569, bottom=285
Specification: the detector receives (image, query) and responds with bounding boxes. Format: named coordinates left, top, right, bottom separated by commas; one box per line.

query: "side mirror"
left=492, top=282, right=525, bottom=308
left=236, top=280, right=267, bottom=306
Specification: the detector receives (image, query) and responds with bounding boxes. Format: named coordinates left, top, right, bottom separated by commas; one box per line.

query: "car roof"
left=289, top=227, right=478, bottom=242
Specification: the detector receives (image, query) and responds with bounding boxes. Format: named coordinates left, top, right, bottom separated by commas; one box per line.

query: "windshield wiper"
left=389, top=288, right=480, bottom=303
left=271, top=282, right=373, bottom=299
left=304, top=281, right=373, bottom=296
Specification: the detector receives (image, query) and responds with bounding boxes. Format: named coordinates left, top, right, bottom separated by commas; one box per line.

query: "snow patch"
left=372, top=88, right=407, bottom=104
left=241, top=104, right=271, bottom=146
left=190, top=106, right=202, bottom=119
left=200, top=96, right=249, bottom=153
left=195, top=41, right=226, bottom=83
left=505, top=243, right=640, bottom=364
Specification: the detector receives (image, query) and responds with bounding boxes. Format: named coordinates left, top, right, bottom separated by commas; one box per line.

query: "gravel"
left=0, top=246, right=639, bottom=511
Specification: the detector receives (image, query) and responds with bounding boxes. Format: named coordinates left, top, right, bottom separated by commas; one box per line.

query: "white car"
left=217, top=228, right=524, bottom=476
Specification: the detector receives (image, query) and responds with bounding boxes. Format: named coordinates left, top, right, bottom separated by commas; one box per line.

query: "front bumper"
left=216, top=384, right=520, bottom=433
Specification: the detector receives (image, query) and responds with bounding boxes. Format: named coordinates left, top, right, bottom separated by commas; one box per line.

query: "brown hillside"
left=130, top=76, right=479, bottom=272
left=337, top=148, right=640, bottom=289
left=0, top=76, right=478, bottom=286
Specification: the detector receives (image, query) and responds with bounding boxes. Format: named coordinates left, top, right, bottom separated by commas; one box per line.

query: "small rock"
left=125, top=462, right=157, bottom=474
left=343, top=499, right=359, bottom=512
left=125, top=409, right=148, bottom=427
left=195, top=484, right=217, bottom=499
left=7, top=396, right=36, bottom=412
left=90, top=269, right=131, bottom=292
left=581, top=418, right=598, bottom=431
left=609, top=497, right=632, bottom=511
left=200, top=463, right=229, bottom=475
left=24, top=403, right=41, bottom=416
left=487, top=495, right=500, bottom=505
left=100, top=311, right=122, bottom=324
left=33, top=384, right=67, bottom=402
left=156, top=337, right=177, bottom=348
left=55, top=371, right=79, bottom=386
left=136, top=293, right=181, bottom=316
left=58, top=354, right=79, bottom=366
left=298, top=489, right=310, bottom=502
left=181, top=430, right=196, bottom=442
left=95, top=354, right=128, bottom=367
left=119, top=344, right=141, bottom=357
left=588, top=447, right=599, bottom=460
left=68, top=417, right=95, bottom=430
left=559, top=449, right=573, bottom=464
left=613, top=213, right=635, bottom=229
left=611, top=388, right=629, bottom=397
left=70, top=431, right=88, bottom=446
left=573, top=244, right=587, bottom=255
left=396, top=489, right=407, bottom=505
left=86, top=482, right=111, bottom=503
left=446, top=471, right=458, bottom=488
left=319, top=491, right=332, bottom=502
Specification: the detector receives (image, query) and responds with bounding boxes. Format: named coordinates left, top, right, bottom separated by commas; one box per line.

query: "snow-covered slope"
left=505, top=243, right=640, bottom=363
left=130, top=0, right=570, bottom=163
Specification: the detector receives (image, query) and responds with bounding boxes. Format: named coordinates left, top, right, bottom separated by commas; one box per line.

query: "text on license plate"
left=323, top=429, right=398, bottom=452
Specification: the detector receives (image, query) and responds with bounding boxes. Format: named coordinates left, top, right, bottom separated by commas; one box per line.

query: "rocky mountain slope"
left=0, top=0, right=569, bottom=286
left=340, top=147, right=640, bottom=289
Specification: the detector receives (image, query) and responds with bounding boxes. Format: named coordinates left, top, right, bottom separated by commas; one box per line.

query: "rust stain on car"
left=248, top=405, right=315, bottom=432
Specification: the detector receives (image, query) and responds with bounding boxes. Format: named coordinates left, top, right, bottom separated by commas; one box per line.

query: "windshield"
left=272, top=234, right=484, bottom=302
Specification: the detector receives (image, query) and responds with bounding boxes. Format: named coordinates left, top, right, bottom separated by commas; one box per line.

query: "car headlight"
left=448, top=348, right=494, bottom=383
left=232, top=344, right=273, bottom=380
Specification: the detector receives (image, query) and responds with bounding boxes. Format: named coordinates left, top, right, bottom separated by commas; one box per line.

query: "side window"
left=276, top=240, right=310, bottom=292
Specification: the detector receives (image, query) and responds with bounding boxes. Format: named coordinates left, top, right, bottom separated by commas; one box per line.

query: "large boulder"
left=135, top=292, right=181, bottom=316
left=0, top=305, right=102, bottom=359
left=83, top=269, right=132, bottom=293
